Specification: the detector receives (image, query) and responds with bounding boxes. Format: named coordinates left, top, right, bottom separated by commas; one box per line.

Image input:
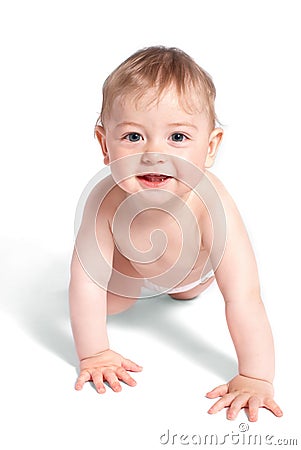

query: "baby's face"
left=96, top=87, right=222, bottom=200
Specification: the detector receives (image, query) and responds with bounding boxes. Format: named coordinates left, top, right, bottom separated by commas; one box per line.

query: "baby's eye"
left=171, top=133, right=187, bottom=142
left=125, top=133, right=142, bottom=142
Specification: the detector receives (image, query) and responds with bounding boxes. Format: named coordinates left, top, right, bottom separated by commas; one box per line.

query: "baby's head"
left=96, top=46, right=218, bottom=131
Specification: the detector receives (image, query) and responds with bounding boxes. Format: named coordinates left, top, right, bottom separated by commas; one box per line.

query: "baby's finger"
left=206, top=383, right=228, bottom=399
left=116, top=367, right=137, bottom=387
left=248, top=396, right=260, bottom=422
left=122, top=358, right=143, bottom=372
left=103, top=369, right=122, bottom=392
left=264, top=398, right=283, bottom=417
left=75, top=371, right=91, bottom=390
left=208, top=393, right=236, bottom=414
left=91, top=369, right=106, bottom=394
left=227, top=394, right=250, bottom=420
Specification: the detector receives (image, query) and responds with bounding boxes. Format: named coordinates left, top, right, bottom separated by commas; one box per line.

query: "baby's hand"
left=206, top=375, right=283, bottom=421
left=75, top=349, right=143, bottom=393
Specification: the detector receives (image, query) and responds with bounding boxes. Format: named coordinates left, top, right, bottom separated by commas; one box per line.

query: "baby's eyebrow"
left=168, top=122, right=198, bottom=130
left=115, top=121, right=143, bottom=129
left=115, top=121, right=198, bottom=130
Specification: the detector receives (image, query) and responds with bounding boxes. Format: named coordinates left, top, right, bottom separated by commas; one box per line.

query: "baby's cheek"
left=116, top=178, right=140, bottom=194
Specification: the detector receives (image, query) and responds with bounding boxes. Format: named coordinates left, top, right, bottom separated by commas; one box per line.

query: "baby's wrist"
left=80, top=348, right=110, bottom=362
left=238, top=373, right=274, bottom=385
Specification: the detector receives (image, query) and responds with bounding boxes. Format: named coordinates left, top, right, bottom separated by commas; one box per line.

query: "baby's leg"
left=107, top=291, right=138, bottom=315
left=107, top=248, right=143, bottom=315
left=169, top=276, right=214, bottom=300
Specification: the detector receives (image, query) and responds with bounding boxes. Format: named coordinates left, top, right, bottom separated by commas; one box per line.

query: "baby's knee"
left=168, top=292, right=198, bottom=301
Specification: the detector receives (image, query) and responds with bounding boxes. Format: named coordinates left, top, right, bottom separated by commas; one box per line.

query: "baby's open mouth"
left=137, top=173, right=171, bottom=183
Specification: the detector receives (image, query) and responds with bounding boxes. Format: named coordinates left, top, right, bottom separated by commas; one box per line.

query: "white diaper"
left=143, top=269, right=214, bottom=295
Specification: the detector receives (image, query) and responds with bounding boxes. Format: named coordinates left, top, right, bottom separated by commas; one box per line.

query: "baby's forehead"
left=112, top=86, right=206, bottom=116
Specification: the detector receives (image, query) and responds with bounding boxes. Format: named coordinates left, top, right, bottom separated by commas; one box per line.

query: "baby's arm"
left=205, top=174, right=283, bottom=421
left=69, top=249, right=109, bottom=360
left=69, top=206, right=142, bottom=393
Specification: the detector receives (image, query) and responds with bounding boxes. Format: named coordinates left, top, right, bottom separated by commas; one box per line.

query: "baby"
left=69, top=46, right=283, bottom=422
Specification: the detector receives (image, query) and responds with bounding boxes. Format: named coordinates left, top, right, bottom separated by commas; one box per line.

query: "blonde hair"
left=97, top=46, right=218, bottom=129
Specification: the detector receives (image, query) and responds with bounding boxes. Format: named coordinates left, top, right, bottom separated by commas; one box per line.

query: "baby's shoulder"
left=204, top=170, right=227, bottom=195
left=204, top=170, right=243, bottom=221
left=205, top=170, right=236, bottom=207
left=80, top=174, right=125, bottom=225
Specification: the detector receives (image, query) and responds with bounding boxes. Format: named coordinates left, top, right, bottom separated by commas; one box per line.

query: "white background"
left=1, top=1, right=300, bottom=449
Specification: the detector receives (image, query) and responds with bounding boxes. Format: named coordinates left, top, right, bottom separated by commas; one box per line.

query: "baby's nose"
left=141, top=152, right=167, bottom=165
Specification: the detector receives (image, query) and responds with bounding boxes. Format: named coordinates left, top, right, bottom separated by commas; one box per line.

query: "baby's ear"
left=95, top=125, right=109, bottom=165
left=205, top=128, right=223, bottom=168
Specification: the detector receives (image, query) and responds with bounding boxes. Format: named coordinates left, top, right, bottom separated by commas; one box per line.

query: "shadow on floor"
left=108, top=295, right=237, bottom=380
left=0, top=237, right=236, bottom=380
left=0, top=238, right=77, bottom=366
